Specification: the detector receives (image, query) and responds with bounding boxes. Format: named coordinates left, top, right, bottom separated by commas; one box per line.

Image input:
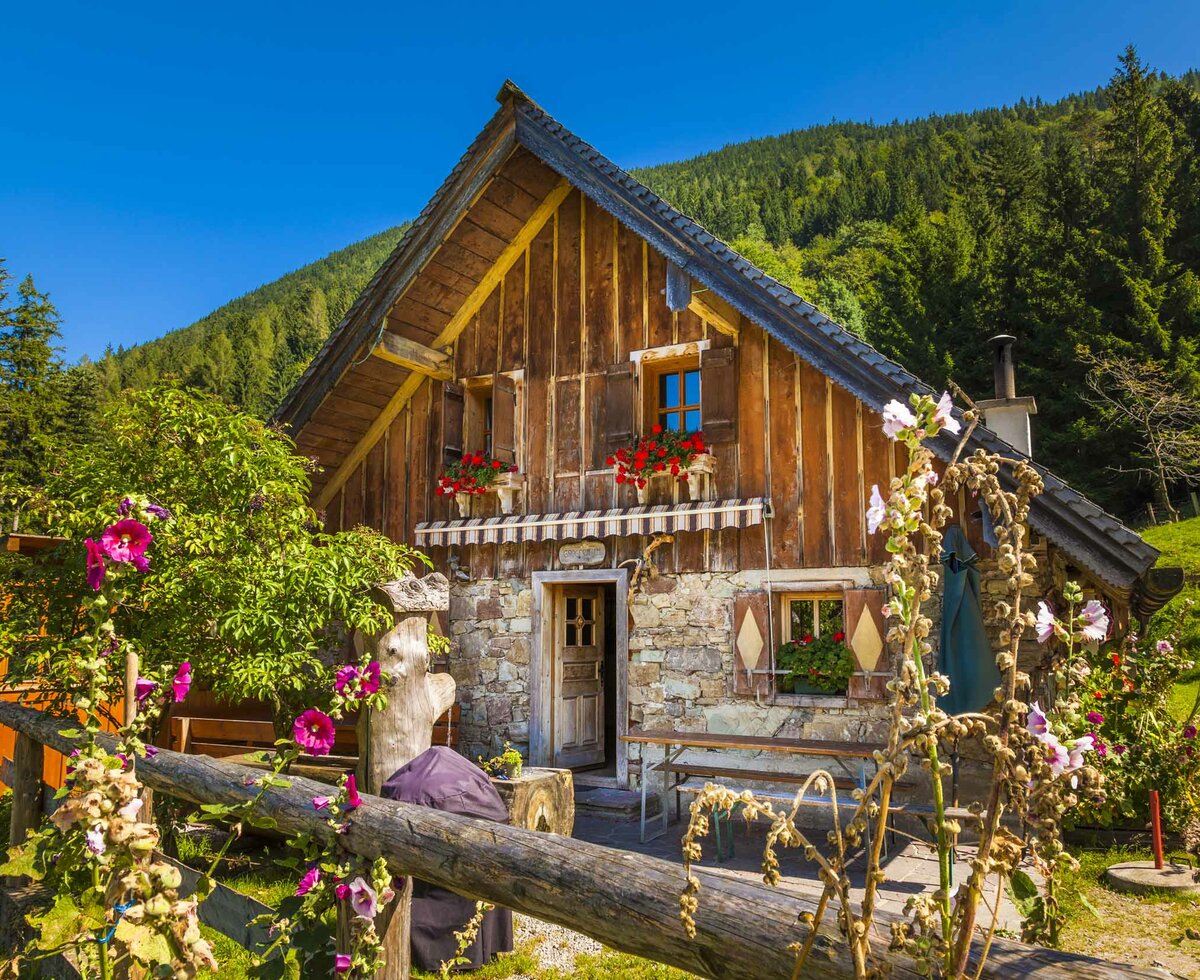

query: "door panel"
left=554, top=586, right=606, bottom=768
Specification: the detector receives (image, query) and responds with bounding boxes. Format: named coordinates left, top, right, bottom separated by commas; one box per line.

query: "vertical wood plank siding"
left=338, top=192, right=923, bottom=578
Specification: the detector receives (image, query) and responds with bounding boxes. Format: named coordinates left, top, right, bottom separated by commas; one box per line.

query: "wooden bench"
left=170, top=704, right=460, bottom=760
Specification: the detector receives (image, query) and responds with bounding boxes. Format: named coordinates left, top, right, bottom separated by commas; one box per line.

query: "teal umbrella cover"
left=936, top=525, right=1000, bottom=715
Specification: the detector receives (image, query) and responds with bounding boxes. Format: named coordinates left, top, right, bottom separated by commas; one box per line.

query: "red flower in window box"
left=611, top=428, right=706, bottom=492
left=436, top=452, right=518, bottom=496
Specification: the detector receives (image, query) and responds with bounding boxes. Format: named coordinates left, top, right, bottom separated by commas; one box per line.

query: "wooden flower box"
left=634, top=453, right=716, bottom=504
left=454, top=471, right=525, bottom=517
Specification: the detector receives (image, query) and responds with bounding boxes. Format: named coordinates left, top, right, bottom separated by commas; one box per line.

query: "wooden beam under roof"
left=372, top=332, right=454, bottom=379
left=312, top=177, right=573, bottom=510
left=688, top=289, right=739, bottom=338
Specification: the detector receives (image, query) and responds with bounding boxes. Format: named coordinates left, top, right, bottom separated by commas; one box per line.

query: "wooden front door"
left=554, top=586, right=606, bottom=768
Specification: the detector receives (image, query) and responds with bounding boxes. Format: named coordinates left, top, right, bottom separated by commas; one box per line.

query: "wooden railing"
left=0, top=699, right=1166, bottom=980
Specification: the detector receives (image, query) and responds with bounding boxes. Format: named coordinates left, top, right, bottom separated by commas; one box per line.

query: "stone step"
left=574, top=785, right=659, bottom=822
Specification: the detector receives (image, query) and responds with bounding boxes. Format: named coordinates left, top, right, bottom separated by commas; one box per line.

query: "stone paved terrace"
left=570, top=812, right=1024, bottom=934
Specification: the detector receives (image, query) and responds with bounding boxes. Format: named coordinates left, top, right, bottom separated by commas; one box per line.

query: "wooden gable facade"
left=279, top=83, right=1175, bottom=776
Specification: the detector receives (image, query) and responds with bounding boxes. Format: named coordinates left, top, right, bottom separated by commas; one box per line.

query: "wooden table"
left=620, top=727, right=885, bottom=842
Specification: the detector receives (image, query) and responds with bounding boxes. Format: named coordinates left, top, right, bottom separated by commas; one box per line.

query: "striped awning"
left=414, top=497, right=770, bottom=547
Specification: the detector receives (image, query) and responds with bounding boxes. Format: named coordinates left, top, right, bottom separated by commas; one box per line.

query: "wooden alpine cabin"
left=276, top=82, right=1181, bottom=788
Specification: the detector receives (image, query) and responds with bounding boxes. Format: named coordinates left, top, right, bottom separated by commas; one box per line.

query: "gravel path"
left=511, top=914, right=604, bottom=976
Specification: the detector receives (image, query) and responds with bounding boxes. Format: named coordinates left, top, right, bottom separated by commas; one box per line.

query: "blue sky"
left=4, top=1, right=1198, bottom=362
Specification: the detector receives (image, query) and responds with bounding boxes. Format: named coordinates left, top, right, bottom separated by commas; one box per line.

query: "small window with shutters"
left=445, top=373, right=521, bottom=468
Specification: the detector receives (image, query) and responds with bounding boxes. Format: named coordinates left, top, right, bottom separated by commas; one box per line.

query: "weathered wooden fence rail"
left=0, top=699, right=1173, bottom=979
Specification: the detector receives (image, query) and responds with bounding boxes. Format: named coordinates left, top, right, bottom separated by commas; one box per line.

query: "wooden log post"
left=0, top=699, right=1171, bottom=980
left=8, top=733, right=44, bottom=848
left=354, top=572, right=453, bottom=980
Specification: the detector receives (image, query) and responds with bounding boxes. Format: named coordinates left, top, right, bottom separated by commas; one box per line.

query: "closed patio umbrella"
left=936, top=525, right=1000, bottom=715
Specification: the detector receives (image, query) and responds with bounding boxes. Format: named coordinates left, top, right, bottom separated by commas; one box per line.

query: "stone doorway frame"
left=530, top=568, right=630, bottom=788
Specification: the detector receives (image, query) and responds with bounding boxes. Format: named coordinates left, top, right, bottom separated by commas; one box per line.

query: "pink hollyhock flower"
left=100, top=519, right=153, bottom=564
left=312, top=796, right=332, bottom=811
left=134, top=678, right=158, bottom=703
left=335, top=883, right=350, bottom=900
left=294, top=709, right=336, bottom=756
left=348, top=877, right=377, bottom=920
left=1086, top=711, right=1104, bottom=726
left=1035, top=602, right=1058, bottom=644
left=1157, top=639, right=1174, bottom=655
left=334, top=665, right=359, bottom=696
left=359, top=661, right=381, bottom=696
left=1040, top=733, right=1071, bottom=778
left=1026, top=702, right=1049, bottom=737
left=172, top=662, right=192, bottom=702
left=86, top=825, right=106, bottom=855
left=85, top=538, right=106, bottom=591
left=1094, top=739, right=1108, bottom=759
left=931, top=391, right=961, bottom=435
left=881, top=399, right=917, bottom=439
left=345, top=774, right=362, bottom=810
left=335, top=954, right=352, bottom=973
left=295, top=866, right=320, bottom=896
left=866, top=485, right=888, bottom=535
left=132, top=554, right=150, bottom=573
left=1078, top=600, right=1109, bottom=643
left=1067, top=735, right=1094, bottom=772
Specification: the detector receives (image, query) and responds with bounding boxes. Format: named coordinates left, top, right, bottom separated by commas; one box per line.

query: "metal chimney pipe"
left=989, top=334, right=1017, bottom=400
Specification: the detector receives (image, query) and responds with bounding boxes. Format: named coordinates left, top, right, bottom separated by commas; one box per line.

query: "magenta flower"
left=118, top=497, right=133, bottom=516
left=85, top=538, right=106, bottom=591
left=1114, top=745, right=1126, bottom=756
left=359, top=661, right=381, bottom=696
left=347, top=877, right=377, bottom=920
left=1086, top=711, right=1104, bottom=726
left=334, top=665, right=359, bottom=696
left=312, top=795, right=332, bottom=811
left=100, top=519, right=153, bottom=564
left=931, top=391, right=961, bottom=435
left=335, top=882, right=350, bottom=900
left=132, top=554, right=151, bottom=573
left=1094, top=739, right=1108, bottom=759
left=1157, top=639, right=1174, bottom=655
left=295, top=866, right=320, bottom=897
left=335, top=953, right=352, bottom=973
left=1184, top=725, right=1197, bottom=740
left=172, top=662, right=192, bottom=702
left=294, top=709, right=336, bottom=756
left=881, top=399, right=917, bottom=439
left=145, top=504, right=171, bottom=520
left=866, top=485, right=888, bottom=535
left=1078, top=600, right=1109, bottom=643
left=1035, top=602, right=1058, bottom=645
left=134, top=678, right=158, bottom=703
left=1026, top=702, right=1049, bottom=738
left=345, top=774, right=362, bottom=810
left=144, top=746, right=158, bottom=758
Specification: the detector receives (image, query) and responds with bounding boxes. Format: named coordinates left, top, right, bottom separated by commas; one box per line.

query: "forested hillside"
left=95, top=225, right=407, bottom=417
left=94, top=49, right=1200, bottom=520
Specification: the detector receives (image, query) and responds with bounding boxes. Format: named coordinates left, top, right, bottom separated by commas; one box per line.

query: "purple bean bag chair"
left=380, top=746, right=514, bottom=972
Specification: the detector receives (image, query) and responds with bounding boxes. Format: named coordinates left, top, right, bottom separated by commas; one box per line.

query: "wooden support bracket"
left=689, top=290, right=740, bottom=338
left=372, top=333, right=454, bottom=379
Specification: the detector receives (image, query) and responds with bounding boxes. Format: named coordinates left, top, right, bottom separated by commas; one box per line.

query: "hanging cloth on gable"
left=936, top=525, right=1001, bottom=715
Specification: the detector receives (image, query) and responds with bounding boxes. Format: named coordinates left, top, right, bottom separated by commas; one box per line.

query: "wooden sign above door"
left=558, top=541, right=606, bottom=566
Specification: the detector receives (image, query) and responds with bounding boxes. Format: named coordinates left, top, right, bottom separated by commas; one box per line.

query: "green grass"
left=1141, top=517, right=1200, bottom=720
left=1143, top=515, right=1200, bottom=574
left=1056, top=844, right=1200, bottom=975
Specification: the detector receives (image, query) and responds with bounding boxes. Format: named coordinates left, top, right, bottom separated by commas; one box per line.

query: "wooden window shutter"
left=844, top=587, right=890, bottom=701
left=441, top=381, right=465, bottom=465
left=604, top=362, right=637, bottom=451
left=492, top=374, right=518, bottom=465
left=733, top=590, right=773, bottom=698
left=700, top=346, right=737, bottom=443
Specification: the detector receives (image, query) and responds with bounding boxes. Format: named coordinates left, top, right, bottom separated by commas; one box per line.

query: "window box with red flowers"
left=775, top=631, right=853, bottom=695
left=436, top=453, right=524, bottom=517
left=608, top=426, right=715, bottom=504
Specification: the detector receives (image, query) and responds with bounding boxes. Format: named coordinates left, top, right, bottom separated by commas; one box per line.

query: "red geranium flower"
left=652, top=423, right=662, bottom=434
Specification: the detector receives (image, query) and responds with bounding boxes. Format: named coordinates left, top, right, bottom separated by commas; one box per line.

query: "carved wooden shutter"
left=845, top=587, right=889, bottom=700
left=733, top=590, right=773, bottom=697
left=492, top=374, right=518, bottom=465
left=441, top=381, right=465, bottom=465
left=700, top=347, right=737, bottom=443
left=605, top=362, right=637, bottom=451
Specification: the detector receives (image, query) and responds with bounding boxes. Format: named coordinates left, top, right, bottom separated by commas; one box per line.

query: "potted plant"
left=608, top=426, right=714, bottom=504
left=775, top=631, right=854, bottom=695
left=479, top=741, right=524, bottom=780
left=436, top=452, right=522, bottom=516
